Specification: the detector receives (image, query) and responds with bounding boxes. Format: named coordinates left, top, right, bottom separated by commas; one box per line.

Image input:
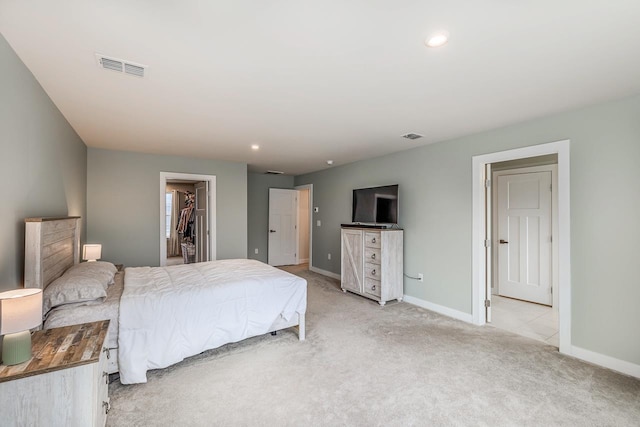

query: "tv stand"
left=340, top=226, right=404, bottom=305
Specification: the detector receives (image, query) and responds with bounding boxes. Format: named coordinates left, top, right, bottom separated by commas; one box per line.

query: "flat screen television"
left=352, top=184, right=399, bottom=224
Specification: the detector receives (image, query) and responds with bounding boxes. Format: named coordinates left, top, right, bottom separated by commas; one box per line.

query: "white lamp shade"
left=83, top=244, right=102, bottom=261
left=0, top=288, right=43, bottom=335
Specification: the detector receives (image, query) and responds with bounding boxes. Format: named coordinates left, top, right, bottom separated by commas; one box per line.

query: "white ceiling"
left=2, top=1, right=640, bottom=175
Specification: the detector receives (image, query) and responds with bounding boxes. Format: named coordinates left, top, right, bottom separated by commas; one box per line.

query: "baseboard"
left=403, top=295, right=473, bottom=323
left=299, top=258, right=309, bottom=264
left=570, top=345, right=640, bottom=379
left=309, top=266, right=341, bottom=280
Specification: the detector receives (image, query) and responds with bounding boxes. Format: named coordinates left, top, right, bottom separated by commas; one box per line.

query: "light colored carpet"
left=107, top=268, right=640, bottom=426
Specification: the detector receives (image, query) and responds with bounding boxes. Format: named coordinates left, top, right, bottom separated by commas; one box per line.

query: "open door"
left=496, top=169, right=552, bottom=305
left=194, top=181, right=209, bottom=263
left=268, top=188, right=298, bottom=266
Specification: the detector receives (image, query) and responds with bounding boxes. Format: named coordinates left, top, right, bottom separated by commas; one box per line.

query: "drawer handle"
left=371, top=253, right=376, bottom=259
left=103, top=372, right=109, bottom=384
left=103, top=400, right=111, bottom=414
left=371, top=269, right=376, bottom=275
left=371, top=237, right=376, bottom=243
left=103, top=347, right=110, bottom=359
left=371, top=284, right=376, bottom=291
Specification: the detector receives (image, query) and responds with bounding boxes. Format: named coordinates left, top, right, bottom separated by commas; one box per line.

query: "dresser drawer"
left=364, top=231, right=381, bottom=248
left=364, top=262, right=381, bottom=280
left=364, top=247, right=381, bottom=265
left=364, top=278, right=382, bottom=297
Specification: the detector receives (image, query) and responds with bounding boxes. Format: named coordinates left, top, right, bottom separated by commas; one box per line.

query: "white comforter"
left=118, top=259, right=307, bottom=384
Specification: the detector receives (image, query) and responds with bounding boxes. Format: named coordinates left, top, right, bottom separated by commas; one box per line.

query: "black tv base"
left=341, top=223, right=389, bottom=229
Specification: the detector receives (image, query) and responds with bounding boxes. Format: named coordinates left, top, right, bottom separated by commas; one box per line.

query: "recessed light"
left=425, top=31, right=449, bottom=48
left=326, top=160, right=334, bottom=166
left=251, top=144, right=260, bottom=150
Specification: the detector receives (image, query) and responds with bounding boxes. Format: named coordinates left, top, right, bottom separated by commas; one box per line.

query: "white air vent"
left=402, top=133, right=423, bottom=140
left=95, top=54, right=147, bottom=78
left=265, top=170, right=284, bottom=175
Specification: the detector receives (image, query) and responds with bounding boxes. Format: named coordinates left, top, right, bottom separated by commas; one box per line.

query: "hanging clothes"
left=177, top=192, right=196, bottom=241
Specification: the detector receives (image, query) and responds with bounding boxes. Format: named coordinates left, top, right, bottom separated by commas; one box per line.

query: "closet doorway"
left=160, top=172, right=217, bottom=267
left=489, top=156, right=559, bottom=347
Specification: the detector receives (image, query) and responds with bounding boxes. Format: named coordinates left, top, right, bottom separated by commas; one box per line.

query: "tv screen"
left=352, top=185, right=399, bottom=224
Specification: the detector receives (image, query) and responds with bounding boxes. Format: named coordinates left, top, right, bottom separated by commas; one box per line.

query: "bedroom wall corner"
left=247, top=173, right=295, bottom=263
left=0, top=34, right=87, bottom=291
left=87, top=148, right=247, bottom=268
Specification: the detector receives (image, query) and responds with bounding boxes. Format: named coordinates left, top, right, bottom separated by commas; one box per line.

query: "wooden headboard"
left=24, top=217, right=81, bottom=290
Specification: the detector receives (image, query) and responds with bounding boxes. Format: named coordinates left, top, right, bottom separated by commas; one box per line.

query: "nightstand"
left=0, top=321, right=111, bottom=427
left=115, top=264, right=124, bottom=271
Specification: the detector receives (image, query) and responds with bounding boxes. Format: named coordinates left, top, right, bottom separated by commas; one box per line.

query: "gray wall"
left=87, top=148, right=247, bottom=267
left=247, top=173, right=295, bottom=263
left=0, top=35, right=87, bottom=291
left=295, top=94, right=640, bottom=366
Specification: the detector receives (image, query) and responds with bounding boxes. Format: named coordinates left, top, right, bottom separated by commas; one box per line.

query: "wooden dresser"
left=341, top=227, right=404, bottom=305
left=0, top=321, right=111, bottom=427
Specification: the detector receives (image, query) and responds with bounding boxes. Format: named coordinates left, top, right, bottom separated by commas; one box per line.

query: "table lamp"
left=0, top=288, right=43, bottom=365
left=83, top=244, right=102, bottom=262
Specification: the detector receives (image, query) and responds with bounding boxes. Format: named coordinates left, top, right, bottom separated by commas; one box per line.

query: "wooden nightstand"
left=0, top=321, right=111, bottom=427
left=115, top=263, right=124, bottom=271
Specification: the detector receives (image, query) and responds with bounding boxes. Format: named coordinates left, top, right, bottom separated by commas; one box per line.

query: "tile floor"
left=166, top=256, right=184, bottom=266
left=488, top=295, right=559, bottom=347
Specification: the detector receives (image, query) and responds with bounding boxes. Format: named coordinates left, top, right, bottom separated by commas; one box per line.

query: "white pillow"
left=66, top=261, right=117, bottom=288
left=43, top=274, right=107, bottom=315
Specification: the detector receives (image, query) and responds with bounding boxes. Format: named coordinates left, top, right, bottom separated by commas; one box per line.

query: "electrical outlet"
left=418, top=273, right=424, bottom=282
left=328, top=253, right=331, bottom=260
left=254, top=248, right=259, bottom=254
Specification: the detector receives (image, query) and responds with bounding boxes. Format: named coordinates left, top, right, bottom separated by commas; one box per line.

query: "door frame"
left=472, top=140, right=571, bottom=355
left=492, top=164, right=558, bottom=309
left=295, top=184, right=313, bottom=267
left=159, top=172, right=217, bottom=266
left=293, top=184, right=313, bottom=270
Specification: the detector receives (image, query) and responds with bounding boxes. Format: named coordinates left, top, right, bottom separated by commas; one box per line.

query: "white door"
left=268, top=188, right=298, bottom=266
left=194, top=181, right=209, bottom=263
left=497, top=171, right=552, bottom=305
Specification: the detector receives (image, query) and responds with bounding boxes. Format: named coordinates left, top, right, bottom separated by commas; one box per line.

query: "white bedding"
left=44, top=270, right=123, bottom=350
left=118, top=259, right=307, bottom=384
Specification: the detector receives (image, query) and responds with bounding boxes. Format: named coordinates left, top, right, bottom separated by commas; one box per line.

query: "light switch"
left=254, top=248, right=259, bottom=254
left=317, top=220, right=321, bottom=227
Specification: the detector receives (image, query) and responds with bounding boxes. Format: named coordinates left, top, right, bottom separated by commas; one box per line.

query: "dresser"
left=341, top=227, right=404, bottom=305
left=0, top=321, right=111, bottom=427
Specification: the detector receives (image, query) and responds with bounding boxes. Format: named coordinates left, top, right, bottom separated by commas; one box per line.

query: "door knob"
left=499, top=239, right=508, bottom=244
left=269, top=229, right=276, bottom=233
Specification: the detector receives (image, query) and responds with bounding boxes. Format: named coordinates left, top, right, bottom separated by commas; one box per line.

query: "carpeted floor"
left=107, top=268, right=640, bottom=426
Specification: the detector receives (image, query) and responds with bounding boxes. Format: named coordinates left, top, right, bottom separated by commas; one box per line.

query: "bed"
left=25, top=217, right=307, bottom=384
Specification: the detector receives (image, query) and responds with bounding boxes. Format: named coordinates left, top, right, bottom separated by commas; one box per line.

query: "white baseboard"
left=403, top=295, right=474, bottom=323
left=570, top=345, right=640, bottom=379
left=309, top=266, right=341, bottom=280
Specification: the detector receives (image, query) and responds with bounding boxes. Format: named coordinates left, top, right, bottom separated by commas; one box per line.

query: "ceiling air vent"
left=95, top=54, right=147, bottom=78
left=402, top=133, right=423, bottom=140
left=265, top=170, right=284, bottom=175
